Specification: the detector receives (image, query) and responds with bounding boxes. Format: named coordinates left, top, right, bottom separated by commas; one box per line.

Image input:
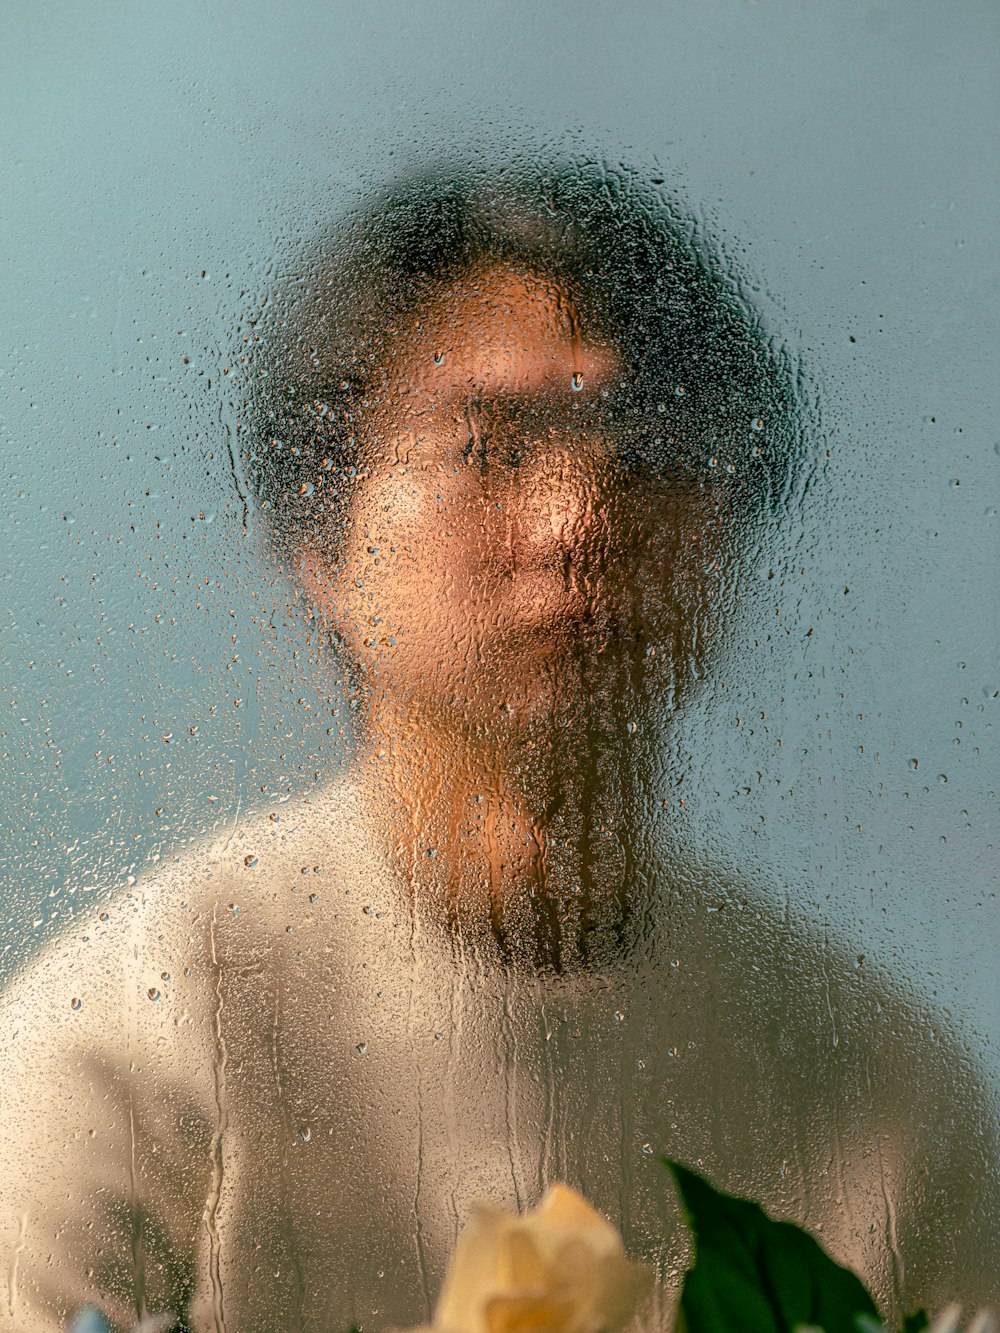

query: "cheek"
left=507, top=464, right=602, bottom=566
left=335, top=472, right=498, bottom=649
left=321, top=456, right=715, bottom=679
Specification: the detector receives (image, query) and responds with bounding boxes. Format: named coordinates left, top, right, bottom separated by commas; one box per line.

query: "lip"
left=496, top=573, right=644, bottom=650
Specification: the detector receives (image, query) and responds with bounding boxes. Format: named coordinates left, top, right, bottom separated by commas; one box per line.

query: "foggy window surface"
left=1, top=3, right=997, bottom=1331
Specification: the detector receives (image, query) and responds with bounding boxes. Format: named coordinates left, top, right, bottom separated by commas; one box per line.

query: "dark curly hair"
left=246, top=158, right=807, bottom=566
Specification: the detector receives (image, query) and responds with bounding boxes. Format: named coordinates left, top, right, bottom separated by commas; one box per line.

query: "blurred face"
left=300, top=265, right=713, bottom=728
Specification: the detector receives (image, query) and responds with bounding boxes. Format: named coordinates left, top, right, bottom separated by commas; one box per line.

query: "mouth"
left=503, top=585, right=649, bottom=658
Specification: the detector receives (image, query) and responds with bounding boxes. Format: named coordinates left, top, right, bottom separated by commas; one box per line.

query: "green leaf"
left=665, top=1159, right=881, bottom=1333
left=902, top=1314, right=930, bottom=1333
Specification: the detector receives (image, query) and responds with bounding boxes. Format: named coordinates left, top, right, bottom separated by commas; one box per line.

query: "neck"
left=353, top=667, right=675, bottom=968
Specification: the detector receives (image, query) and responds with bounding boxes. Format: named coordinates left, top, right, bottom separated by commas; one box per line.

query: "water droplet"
left=355, top=1041, right=368, bottom=1055
left=626, top=720, right=637, bottom=736
left=937, top=773, right=948, bottom=784
left=571, top=371, right=584, bottom=391
left=244, top=854, right=258, bottom=868
left=71, top=997, right=82, bottom=1011
left=298, top=1126, right=312, bottom=1143
left=613, top=1010, right=625, bottom=1022
left=298, top=481, right=314, bottom=498
left=433, top=351, right=445, bottom=366
left=641, top=1142, right=653, bottom=1155
left=147, top=988, right=160, bottom=1002
left=674, top=385, right=685, bottom=397
left=62, top=512, right=76, bottom=525
left=751, top=417, right=764, bottom=431
left=908, top=758, right=919, bottom=770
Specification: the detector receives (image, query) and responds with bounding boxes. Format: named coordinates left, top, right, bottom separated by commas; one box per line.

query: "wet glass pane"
left=2, top=3, right=997, bottom=1330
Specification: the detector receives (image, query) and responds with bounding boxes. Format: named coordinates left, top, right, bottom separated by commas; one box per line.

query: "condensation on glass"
left=1, top=4, right=997, bottom=1331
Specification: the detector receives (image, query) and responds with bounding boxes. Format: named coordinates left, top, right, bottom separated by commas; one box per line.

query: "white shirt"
left=2, top=776, right=997, bottom=1331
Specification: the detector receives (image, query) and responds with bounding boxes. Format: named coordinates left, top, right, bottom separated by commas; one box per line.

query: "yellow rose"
left=412, top=1183, right=653, bottom=1333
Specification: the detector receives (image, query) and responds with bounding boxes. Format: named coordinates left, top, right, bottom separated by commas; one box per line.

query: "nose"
left=506, top=436, right=625, bottom=569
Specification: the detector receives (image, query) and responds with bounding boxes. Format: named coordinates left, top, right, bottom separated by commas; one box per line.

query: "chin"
left=373, top=614, right=672, bottom=721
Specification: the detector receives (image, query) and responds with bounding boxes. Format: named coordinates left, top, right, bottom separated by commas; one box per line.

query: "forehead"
left=395, top=263, right=620, bottom=400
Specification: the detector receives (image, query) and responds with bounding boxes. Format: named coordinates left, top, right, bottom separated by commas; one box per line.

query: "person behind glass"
left=2, top=164, right=997, bottom=1333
